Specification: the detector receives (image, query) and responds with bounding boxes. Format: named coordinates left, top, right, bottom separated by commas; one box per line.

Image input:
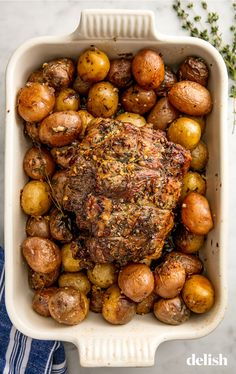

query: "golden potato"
left=90, top=285, right=105, bottom=313
left=73, top=75, right=92, bottom=95
left=77, top=110, right=94, bottom=137
left=136, top=293, right=157, bottom=315
left=118, top=263, right=154, bottom=302
left=21, top=181, right=51, bottom=216
left=182, top=274, right=214, bottom=313
left=153, top=296, right=190, bottom=325
left=87, top=263, right=117, bottom=288
left=191, top=141, right=209, bottom=171
left=116, top=112, right=146, bottom=128
left=87, top=82, right=118, bottom=118
left=39, top=111, right=82, bottom=147
left=61, top=243, right=84, bottom=272
left=24, top=122, right=41, bottom=143
left=32, top=287, right=58, bottom=317
left=174, top=225, right=205, bottom=254
left=22, top=237, right=61, bottom=274
left=51, top=170, right=68, bottom=206
left=77, top=49, right=110, bottom=83
left=23, top=146, right=55, bottom=180
left=49, top=287, right=89, bottom=325
left=155, top=66, right=177, bottom=96
left=102, top=285, right=136, bottom=325
left=168, top=81, right=212, bottom=116
left=58, top=272, right=91, bottom=295
left=180, top=171, right=206, bottom=201
left=18, top=83, right=55, bottom=122
left=54, top=88, right=80, bottom=112
left=154, top=260, right=186, bottom=298
left=177, top=56, right=209, bottom=87
left=165, top=252, right=203, bottom=276
left=107, top=58, right=132, bottom=88
left=184, top=115, right=206, bottom=134
left=121, top=84, right=156, bottom=115
left=147, top=97, right=179, bottom=131
left=49, top=208, right=73, bottom=244
left=167, top=117, right=201, bottom=150
left=43, top=58, right=75, bottom=89
left=132, top=49, right=165, bottom=89
left=28, top=267, right=60, bottom=290
left=26, top=215, right=50, bottom=239
left=181, top=192, right=213, bottom=235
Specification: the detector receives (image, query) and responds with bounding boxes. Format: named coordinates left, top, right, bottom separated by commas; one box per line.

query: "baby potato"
left=147, top=97, right=179, bottom=131
left=168, top=81, right=212, bottom=116
left=27, top=69, right=45, bottom=84
left=181, top=192, right=213, bottom=235
left=62, top=242, right=83, bottom=272
left=116, top=112, right=146, bottom=128
left=118, top=263, right=154, bottom=302
left=77, top=48, right=110, bottom=83
left=165, top=252, right=203, bottom=276
left=136, top=293, right=157, bottom=315
left=153, top=296, right=190, bottom=325
left=49, top=287, right=89, bottom=325
left=132, top=49, right=165, bottom=89
left=87, top=263, right=117, bottom=288
left=26, top=215, right=50, bottom=238
left=107, top=58, right=132, bottom=88
left=43, top=58, right=75, bottom=90
left=154, top=260, right=186, bottom=299
left=32, top=287, right=58, bottom=317
left=155, top=66, right=177, bottom=97
left=51, top=170, right=68, bottom=206
left=167, top=117, right=201, bottom=150
left=102, top=285, right=136, bottom=325
left=90, top=285, right=105, bottom=313
left=22, top=237, right=61, bottom=274
left=58, top=272, right=91, bottom=295
left=18, top=83, right=55, bottom=122
left=174, top=225, right=205, bottom=254
left=24, top=122, right=41, bottom=143
left=77, top=110, right=94, bottom=137
left=180, top=171, right=206, bottom=201
left=21, top=181, right=51, bottom=216
left=177, top=56, right=209, bottom=87
left=51, top=143, right=78, bottom=169
left=73, top=75, right=92, bottom=95
left=121, top=84, right=156, bottom=115
left=49, top=208, right=73, bottom=243
left=23, top=146, right=55, bottom=180
left=28, top=267, right=60, bottom=290
left=182, top=274, right=214, bottom=313
left=184, top=115, right=206, bottom=134
left=39, top=111, right=82, bottom=147
left=87, top=82, right=119, bottom=118
left=191, top=141, right=209, bottom=171
left=54, top=88, right=80, bottom=112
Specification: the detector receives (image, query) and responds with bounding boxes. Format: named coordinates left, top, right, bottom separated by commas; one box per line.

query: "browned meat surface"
left=63, top=119, right=191, bottom=265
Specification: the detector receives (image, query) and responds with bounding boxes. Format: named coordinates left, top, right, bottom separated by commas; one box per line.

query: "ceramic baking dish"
left=5, top=9, right=228, bottom=367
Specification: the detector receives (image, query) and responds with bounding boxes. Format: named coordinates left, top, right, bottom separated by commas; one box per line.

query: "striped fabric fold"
left=0, top=248, right=67, bottom=374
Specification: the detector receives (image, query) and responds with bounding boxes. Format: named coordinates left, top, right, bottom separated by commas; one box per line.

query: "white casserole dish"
left=5, top=9, right=228, bottom=367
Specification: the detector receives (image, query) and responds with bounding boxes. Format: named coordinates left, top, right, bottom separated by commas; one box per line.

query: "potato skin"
left=77, top=49, right=110, bottom=83
left=132, top=49, right=165, bottom=89
left=87, top=82, right=119, bottom=118
left=61, top=243, right=84, bottom=272
left=147, top=97, right=179, bottom=131
left=178, top=56, right=209, bottom=87
left=49, top=208, right=73, bottom=243
left=182, top=274, right=214, bottom=313
left=58, top=272, right=91, bottom=295
left=121, top=84, right=156, bottom=115
left=191, top=141, right=209, bottom=171
left=73, top=75, right=92, bottom=95
left=174, top=225, right=205, bottom=254
left=116, top=112, right=146, bottom=128
left=118, top=263, right=154, bottom=302
left=51, top=170, right=68, bottom=206
left=43, top=58, right=75, bottom=90
left=153, top=296, right=190, bottom=325
left=27, top=69, right=45, bottom=84
left=24, top=122, right=41, bottom=143
left=23, top=147, right=55, bottom=180
left=136, top=293, right=157, bottom=315
left=87, top=263, right=117, bottom=288
left=39, top=111, right=82, bottom=147
left=54, top=88, right=80, bottom=112
left=77, top=110, right=94, bottom=138
left=155, top=66, right=177, bottom=96
left=28, top=267, right=60, bottom=290
left=18, top=83, right=55, bottom=122
left=154, top=261, right=186, bottom=298
left=21, top=181, right=51, bottom=216
left=26, top=215, right=50, bottom=239
left=180, top=171, right=206, bottom=201
left=32, top=287, right=58, bottom=317
left=165, top=251, right=203, bottom=276
left=168, top=81, right=212, bottom=116
left=181, top=192, right=213, bottom=235
left=90, top=285, right=105, bottom=313
left=22, top=237, right=61, bottom=274
left=102, top=285, right=136, bottom=325
left=49, top=287, right=89, bottom=325
left=167, top=117, right=201, bottom=150
left=107, top=58, right=132, bottom=88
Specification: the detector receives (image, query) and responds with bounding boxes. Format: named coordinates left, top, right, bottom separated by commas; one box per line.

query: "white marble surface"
left=1, top=0, right=236, bottom=373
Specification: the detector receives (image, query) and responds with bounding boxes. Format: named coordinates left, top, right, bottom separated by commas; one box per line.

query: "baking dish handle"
left=71, top=9, right=158, bottom=40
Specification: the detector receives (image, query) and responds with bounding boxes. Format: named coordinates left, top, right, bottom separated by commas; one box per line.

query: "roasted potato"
left=178, top=56, right=209, bottom=87
left=24, top=122, right=41, bottom=143
left=136, top=293, right=157, bottom=315
left=28, top=267, right=60, bottom=290
left=77, top=110, right=94, bottom=137
left=77, top=49, right=110, bottom=83
left=184, top=115, right=206, bottom=134
left=23, top=146, right=55, bottom=180
left=43, top=58, right=75, bottom=89
left=49, top=287, right=89, bottom=325
left=167, top=117, right=201, bottom=150
left=147, top=97, right=179, bottom=131
left=180, top=171, right=206, bottom=201
left=87, top=263, right=117, bottom=288
left=181, top=192, right=213, bottom=235
left=102, top=285, right=136, bottom=325
left=22, top=237, right=61, bottom=274
left=21, top=181, right=51, bottom=216
left=87, top=82, right=119, bottom=118
left=90, top=285, right=105, bottom=313
left=121, top=84, right=156, bottom=115
left=73, top=75, right=92, bottom=95
left=27, top=69, right=45, bottom=84
left=116, top=112, right=146, bottom=128
left=165, top=252, right=203, bottom=276
left=39, top=111, right=82, bottom=147
left=174, top=225, right=205, bottom=254
left=49, top=208, right=73, bottom=243
left=32, top=287, right=58, bottom=317
left=182, top=274, right=214, bottom=313
left=58, top=272, right=91, bottom=295
left=132, top=49, right=165, bottom=89
left=18, top=83, right=55, bottom=122
left=155, top=66, right=177, bottom=96
left=51, top=143, right=78, bottom=168
left=191, top=141, right=209, bottom=171
left=51, top=170, right=68, bottom=206
left=154, top=260, right=186, bottom=298
left=118, top=263, right=154, bottom=302
left=168, top=81, right=212, bottom=116
left=107, top=58, right=132, bottom=88
left=26, top=215, right=50, bottom=238
left=54, top=88, right=80, bottom=112
left=61, top=242, right=84, bottom=272
left=153, top=296, right=190, bottom=325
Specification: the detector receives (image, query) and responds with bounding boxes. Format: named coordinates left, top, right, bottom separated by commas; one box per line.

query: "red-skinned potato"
left=121, top=84, right=156, bottom=115
left=154, top=260, right=186, bottom=298
left=32, top=287, right=58, bottom=317
left=147, top=97, right=179, bottom=131
left=23, top=146, right=55, bottom=180
left=107, top=58, right=133, bottom=88
left=26, top=215, right=50, bottom=238
left=177, top=56, right=209, bottom=87
left=43, top=58, right=75, bottom=90
left=165, top=251, right=203, bottom=276
left=174, top=225, right=205, bottom=254
left=154, top=296, right=190, bottom=325
left=155, top=66, right=177, bottom=96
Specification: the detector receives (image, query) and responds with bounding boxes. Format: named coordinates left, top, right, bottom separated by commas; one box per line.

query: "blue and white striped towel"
left=0, top=247, right=67, bottom=374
